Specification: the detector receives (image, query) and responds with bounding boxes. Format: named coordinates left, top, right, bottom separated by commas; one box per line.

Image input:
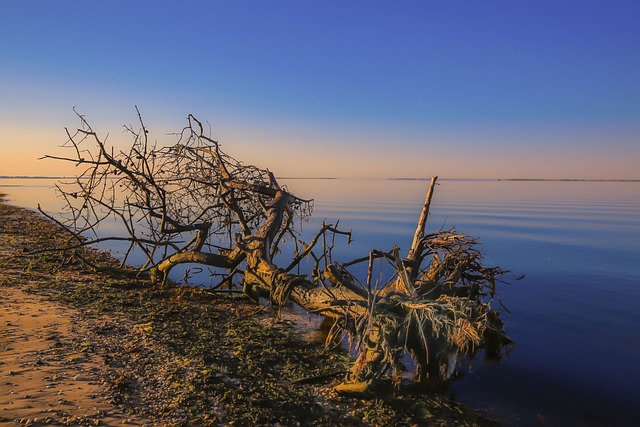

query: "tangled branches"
left=330, top=225, right=512, bottom=390
left=39, top=108, right=320, bottom=285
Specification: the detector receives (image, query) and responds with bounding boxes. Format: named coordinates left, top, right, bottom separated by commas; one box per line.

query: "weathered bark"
left=40, top=110, right=513, bottom=391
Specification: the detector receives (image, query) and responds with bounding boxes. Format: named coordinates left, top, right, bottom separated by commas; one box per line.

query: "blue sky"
left=1, top=1, right=638, bottom=179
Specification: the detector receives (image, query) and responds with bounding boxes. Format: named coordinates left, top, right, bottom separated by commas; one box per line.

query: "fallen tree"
left=39, top=109, right=513, bottom=391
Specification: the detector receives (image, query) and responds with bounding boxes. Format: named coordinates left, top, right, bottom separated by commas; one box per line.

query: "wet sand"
left=0, top=196, right=155, bottom=426
left=1, top=287, right=152, bottom=426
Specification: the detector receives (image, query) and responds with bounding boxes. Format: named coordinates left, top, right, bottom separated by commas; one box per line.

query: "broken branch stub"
left=41, top=110, right=513, bottom=392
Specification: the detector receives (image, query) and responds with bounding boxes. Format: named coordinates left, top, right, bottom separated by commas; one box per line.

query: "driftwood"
left=39, top=109, right=512, bottom=391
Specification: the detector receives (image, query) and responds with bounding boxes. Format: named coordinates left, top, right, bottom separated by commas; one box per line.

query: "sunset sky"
left=1, top=1, right=638, bottom=180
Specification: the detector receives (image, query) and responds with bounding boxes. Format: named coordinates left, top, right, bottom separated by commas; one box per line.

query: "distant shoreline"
left=389, top=178, right=640, bottom=182
left=2, top=175, right=639, bottom=183
left=0, top=176, right=72, bottom=179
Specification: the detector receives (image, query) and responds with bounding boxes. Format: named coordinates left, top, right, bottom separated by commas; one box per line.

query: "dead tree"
left=39, top=109, right=512, bottom=391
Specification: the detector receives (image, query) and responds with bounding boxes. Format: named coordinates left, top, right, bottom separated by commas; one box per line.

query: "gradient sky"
left=1, top=1, right=638, bottom=179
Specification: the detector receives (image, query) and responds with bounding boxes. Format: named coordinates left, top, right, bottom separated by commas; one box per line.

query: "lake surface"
left=2, top=177, right=639, bottom=426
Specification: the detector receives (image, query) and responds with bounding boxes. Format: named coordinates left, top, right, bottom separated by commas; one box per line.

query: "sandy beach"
left=0, top=199, right=158, bottom=426
left=1, top=287, right=153, bottom=426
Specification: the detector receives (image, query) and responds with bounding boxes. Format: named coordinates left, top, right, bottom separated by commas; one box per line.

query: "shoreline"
left=1, top=198, right=497, bottom=426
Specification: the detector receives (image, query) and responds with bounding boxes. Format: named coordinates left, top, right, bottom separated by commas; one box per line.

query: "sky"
left=0, top=1, right=638, bottom=180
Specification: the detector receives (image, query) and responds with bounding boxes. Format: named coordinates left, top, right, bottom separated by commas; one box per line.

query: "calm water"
left=2, top=177, right=640, bottom=426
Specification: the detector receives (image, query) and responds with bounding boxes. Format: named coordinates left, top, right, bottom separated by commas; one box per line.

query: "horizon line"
left=2, top=175, right=639, bottom=183
left=0, top=175, right=640, bottom=182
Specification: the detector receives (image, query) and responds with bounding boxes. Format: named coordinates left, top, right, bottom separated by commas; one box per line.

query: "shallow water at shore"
left=1, top=198, right=497, bottom=426
left=3, top=177, right=640, bottom=425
